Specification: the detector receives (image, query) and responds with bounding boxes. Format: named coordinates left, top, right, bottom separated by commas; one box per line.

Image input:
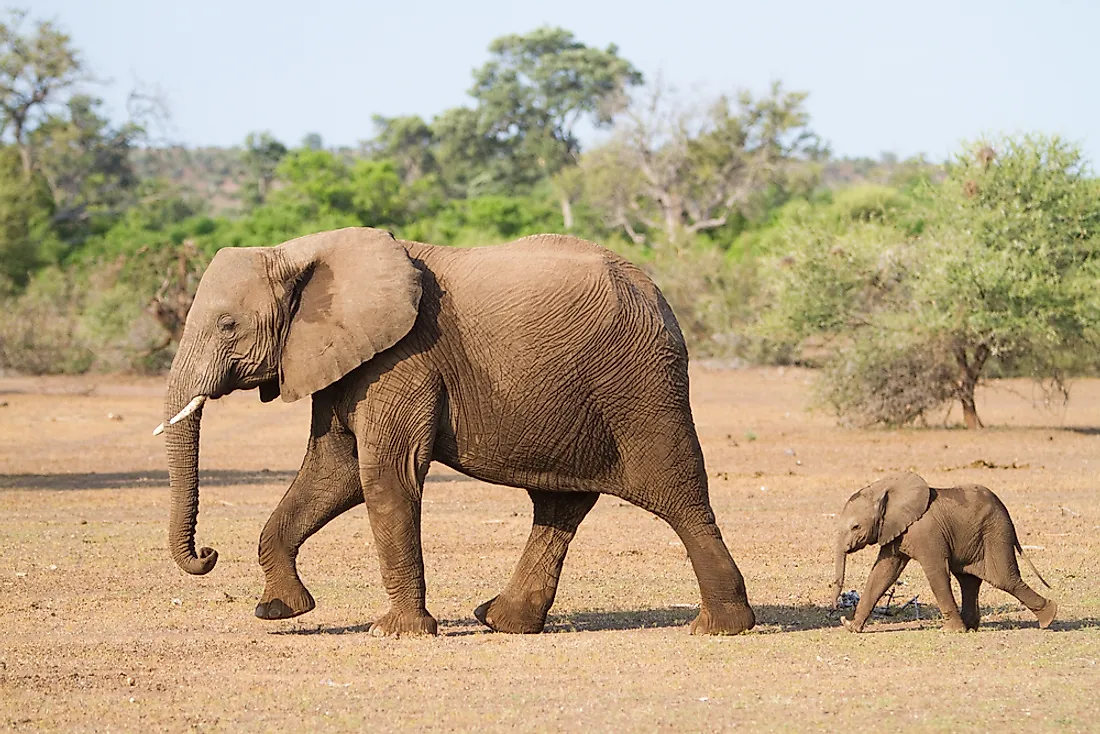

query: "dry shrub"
left=641, top=246, right=759, bottom=360
left=0, top=262, right=179, bottom=376
left=0, top=271, right=94, bottom=374
left=816, top=334, right=958, bottom=426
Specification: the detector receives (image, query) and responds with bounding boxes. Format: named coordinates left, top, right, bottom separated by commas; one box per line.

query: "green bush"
left=638, top=242, right=760, bottom=359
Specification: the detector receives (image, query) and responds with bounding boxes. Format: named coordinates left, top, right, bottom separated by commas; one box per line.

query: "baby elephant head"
left=830, top=472, right=931, bottom=607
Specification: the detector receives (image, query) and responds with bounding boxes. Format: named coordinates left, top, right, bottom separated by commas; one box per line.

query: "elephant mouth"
left=153, top=394, right=208, bottom=435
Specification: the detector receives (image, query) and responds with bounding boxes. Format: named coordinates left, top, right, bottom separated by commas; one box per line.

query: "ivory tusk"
left=167, top=395, right=208, bottom=426
left=152, top=423, right=165, bottom=436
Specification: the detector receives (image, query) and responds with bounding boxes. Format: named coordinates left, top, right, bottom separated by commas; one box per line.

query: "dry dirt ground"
left=1, top=367, right=1097, bottom=732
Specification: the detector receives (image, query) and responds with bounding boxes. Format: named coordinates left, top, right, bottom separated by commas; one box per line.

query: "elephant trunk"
left=164, top=358, right=218, bottom=575
left=830, top=535, right=848, bottom=608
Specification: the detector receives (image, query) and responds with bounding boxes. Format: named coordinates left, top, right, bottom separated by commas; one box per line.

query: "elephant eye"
left=217, top=315, right=237, bottom=334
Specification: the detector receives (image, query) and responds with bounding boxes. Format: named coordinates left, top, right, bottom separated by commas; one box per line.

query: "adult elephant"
left=156, top=227, right=754, bottom=637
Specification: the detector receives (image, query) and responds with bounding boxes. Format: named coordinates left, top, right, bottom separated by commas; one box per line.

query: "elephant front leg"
left=842, top=545, right=908, bottom=633
left=362, top=469, right=437, bottom=637
left=475, top=490, right=599, bottom=634
left=256, top=426, right=363, bottom=620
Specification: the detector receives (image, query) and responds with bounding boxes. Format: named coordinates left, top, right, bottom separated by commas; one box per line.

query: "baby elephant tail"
left=1015, top=542, right=1052, bottom=589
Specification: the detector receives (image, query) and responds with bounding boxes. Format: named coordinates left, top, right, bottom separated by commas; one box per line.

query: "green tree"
left=760, top=135, right=1100, bottom=428
left=0, top=9, right=83, bottom=178
left=30, top=94, right=140, bottom=247
left=241, top=131, right=287, bottom=205
left=917, top=135, right=1100, bottom=427
left=591, top=80, right=822, bottom=247
left=367, top=114, right=435, bottom=185
left=469, top=26, right=643, bottom=226
left=430, top=106, right=503, bottom=198
left=0, top=145, right=56, bottom=289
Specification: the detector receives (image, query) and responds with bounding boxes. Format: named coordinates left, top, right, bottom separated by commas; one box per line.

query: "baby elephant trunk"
left=830, top=535, right=848, bottom=608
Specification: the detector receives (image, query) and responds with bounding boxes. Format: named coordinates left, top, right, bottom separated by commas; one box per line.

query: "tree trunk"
left=13, top=116, right=31, bottom=179
left=559, top=194, right=574, bottom=230
left=960, top=387, right=980, bottom=430
left=18, top=144, right=31, bottom=179
left=954, top=343, right=990, bottom=430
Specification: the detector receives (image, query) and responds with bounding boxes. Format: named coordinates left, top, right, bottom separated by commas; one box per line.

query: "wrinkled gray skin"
left=831, top=472, right=1056, bottom=632
left=161, top=227, right=755, bottom=637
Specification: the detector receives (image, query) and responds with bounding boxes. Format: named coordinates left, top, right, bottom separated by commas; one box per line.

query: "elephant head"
left=830, top=472, right=931, bottom=607
left=156, top=227, right=422, bottom=575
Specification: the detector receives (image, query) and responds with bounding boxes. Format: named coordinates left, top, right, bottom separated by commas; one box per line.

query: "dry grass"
left=1, top=367, right=1098, bottom=732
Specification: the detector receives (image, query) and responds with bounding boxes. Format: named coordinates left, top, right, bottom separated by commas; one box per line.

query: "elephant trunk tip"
left=174, top=546, right=219, bottom=575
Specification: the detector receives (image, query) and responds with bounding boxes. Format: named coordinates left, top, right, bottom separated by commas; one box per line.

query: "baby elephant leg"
left=842, top=545, right=908, bottom=633
left=920, top=559, right=967, bottom=631
left=992, top=577, right=1057, bottom=629
left=955, top=573, right=982, bottom=631
left=985, top=543, right=1057, bottom=629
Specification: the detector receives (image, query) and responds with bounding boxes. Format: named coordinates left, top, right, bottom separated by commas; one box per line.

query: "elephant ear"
left=276, top=228, right=422, bottom=403
left=874, top=472, right=932, bottom=545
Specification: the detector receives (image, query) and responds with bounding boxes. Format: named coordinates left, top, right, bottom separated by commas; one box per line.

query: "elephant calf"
left=831, top=472, right=1056, bottom=632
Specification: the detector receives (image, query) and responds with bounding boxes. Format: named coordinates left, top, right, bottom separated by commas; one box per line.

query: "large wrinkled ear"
left=277, top=228, right=422, bottom=402
left=872, top=472, right=932, bottom=545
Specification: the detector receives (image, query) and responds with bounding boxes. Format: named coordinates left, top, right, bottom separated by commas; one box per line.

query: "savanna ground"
left=0, top=367, right=1097, bottom=732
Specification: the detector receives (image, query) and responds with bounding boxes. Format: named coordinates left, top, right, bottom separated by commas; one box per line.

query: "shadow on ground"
left=272, top=604, right=851, bottom=637
left=271, top=603, right=1100, bottom=637
left=0, top=470, right=473, bottom=491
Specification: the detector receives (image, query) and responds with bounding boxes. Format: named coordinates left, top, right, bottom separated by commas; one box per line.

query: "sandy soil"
left=1, top=367, right=1097, bottom=732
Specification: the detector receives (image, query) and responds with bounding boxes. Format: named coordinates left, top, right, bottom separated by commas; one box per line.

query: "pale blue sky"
left=26, top=0, right=1100, bottom=164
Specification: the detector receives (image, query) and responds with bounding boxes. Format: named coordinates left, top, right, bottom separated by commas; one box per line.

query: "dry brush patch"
left=1, top=368, right=1098, bottom=732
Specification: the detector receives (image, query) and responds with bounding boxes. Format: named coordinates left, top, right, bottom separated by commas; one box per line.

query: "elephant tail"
left=1015, top=542, right=1052, bottom=589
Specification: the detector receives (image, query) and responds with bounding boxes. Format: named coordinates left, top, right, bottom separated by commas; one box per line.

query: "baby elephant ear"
left=875, top=472, right=932, bottom=545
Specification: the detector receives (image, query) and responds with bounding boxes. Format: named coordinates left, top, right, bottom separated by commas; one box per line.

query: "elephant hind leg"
left=256, top=408, right=363, bottom=620
left=619, top=478, right=754, bottom=635
left=476, top=490, right=599, bottom=634
left=983, top=546, right=1057, bottom=629
left=955, top=573, right=982, bottom=631
left=676, top=521, right=756, bottom=636
left=989, top=576, right=1056, bottom=629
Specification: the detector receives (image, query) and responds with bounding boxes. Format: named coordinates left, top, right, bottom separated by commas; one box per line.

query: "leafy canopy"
left=759, top=135, right=1100, bottom=427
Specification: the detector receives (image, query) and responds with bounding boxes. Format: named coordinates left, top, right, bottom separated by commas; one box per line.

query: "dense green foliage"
left=1, top=9, right=1096, bottom=430
left=757, top=137, right=1100, bottom=427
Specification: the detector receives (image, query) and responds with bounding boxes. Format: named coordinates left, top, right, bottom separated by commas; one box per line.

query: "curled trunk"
left=164, top=378, right=218, bottom=575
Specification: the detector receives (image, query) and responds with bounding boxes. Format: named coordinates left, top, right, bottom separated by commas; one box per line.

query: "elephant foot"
left=689, top=601, right=755, bottom=636
left=1036, top=599, right=1057, bottom=629
left=941, top=616, right=968, bottom=633
left=369, top=608, right=438, bottom=638
left=840, top=616, right=865, bottom=633
left=255, top=583, right=315, bottom=620
left=473, top=594, right=549, bottom=634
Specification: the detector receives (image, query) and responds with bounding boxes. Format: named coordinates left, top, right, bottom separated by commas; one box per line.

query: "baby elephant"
left=831, top=472, right=1056, bottom=632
